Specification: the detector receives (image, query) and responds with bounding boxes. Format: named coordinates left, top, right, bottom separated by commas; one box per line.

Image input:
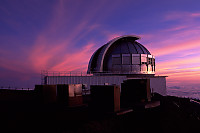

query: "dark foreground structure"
left=0, top=91, right=200, bottom=133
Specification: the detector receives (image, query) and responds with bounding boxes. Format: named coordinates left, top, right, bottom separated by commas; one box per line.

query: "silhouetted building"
left=90, top=85, right=120, bottom=112
left=35, top=84, right=83, bottom=106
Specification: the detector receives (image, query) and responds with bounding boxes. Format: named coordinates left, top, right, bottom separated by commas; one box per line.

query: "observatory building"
left=87, top=35, right=155, bottom=75
left=42, top=35, right=166, bottom=96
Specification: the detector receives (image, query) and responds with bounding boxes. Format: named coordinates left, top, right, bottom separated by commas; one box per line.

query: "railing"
left=41, top=70, right=93, bottom=77
left=0, top=87, right=33, bottom=90
left=41, top=70, right=156, bottom=84
left=41, top=70, right=155, bottom=77
left=41, top=70, right=94, bottom=85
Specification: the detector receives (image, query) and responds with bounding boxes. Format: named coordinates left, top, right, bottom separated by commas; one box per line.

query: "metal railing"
left=41, top=70, right=93, bottom=77
left=0, top=86, right=33, bottom=90
left=41, top=70, right=155, bottom=77
left=41, top=70, right=93, bottom=85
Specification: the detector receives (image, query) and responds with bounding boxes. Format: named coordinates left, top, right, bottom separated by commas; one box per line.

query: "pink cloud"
left=163, top=69, right=200, bottom=86
left=27, top=0, right=104, bottom=72
left=190, top=13, right=200, bottom=17
left=28, top=25, right=97, bottom=72
left=164, top=25, right=188, bottom=32
left=151, top=39, right=200, bottom=56
left=50, top=43, right=96, bottom=72
left=0, top=58, right=27, bottom=73
left=159, top=56, right=199, bottom=67
left=138, top=28, right=200, bottom=54
left=156, top=55, right=200, bottom=76
left=167, top=71, right=200, bottom=84
left=156, top=55, right=200, bottom=86
left=164, top=11, right=200, bottom=21
left=29, top=35, right=70, bottom=71
left=157, top=66, right=200, bottom=75
left=25, top=0, right=128, bottom=74
left=101, top=30, right=125, bottom=41
left=139, top=11, right=200, bottom=53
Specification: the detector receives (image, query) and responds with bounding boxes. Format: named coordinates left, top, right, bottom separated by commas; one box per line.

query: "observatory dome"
left=87, top=35, right=155, bottom=75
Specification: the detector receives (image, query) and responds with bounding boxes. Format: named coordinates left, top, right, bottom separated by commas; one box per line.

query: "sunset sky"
left=0, top=0, right=200, bottom=93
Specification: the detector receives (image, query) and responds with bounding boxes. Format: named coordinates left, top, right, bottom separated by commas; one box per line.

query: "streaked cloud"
left=50, top=43, right=96, bottom=72
left=1, top=0, right=200, bottom=90
left=139, top=11, right=200, bottom=88
left=164, top=11, right=200, bottom=21
left=151, top=39, right=200, bottom=56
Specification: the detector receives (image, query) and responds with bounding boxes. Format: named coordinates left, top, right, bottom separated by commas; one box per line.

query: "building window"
left=112, top=54, right=121, bottom=65
left=132, top=65, right=140, bottom=72
left=148, top=65, right=152, bottom=72
left=141, top=64, right=147, bottom=72
left=132, top=54, right=140, bottom=64
left=141, top=54, right=147, bottom=64
left=147, top=58, right=152, bottom=64
left=122, top=54, right=131, bottom=64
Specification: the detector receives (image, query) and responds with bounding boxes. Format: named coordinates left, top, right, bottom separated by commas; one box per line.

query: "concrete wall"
left=46, top=76, right=127, bottom=90
left=45, top=75, right=166, bottom=96
left=150, top=76, right=166, bottom=96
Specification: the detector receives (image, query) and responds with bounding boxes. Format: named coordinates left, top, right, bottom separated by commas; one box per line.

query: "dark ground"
left=0, top=94, right=200, bottom=133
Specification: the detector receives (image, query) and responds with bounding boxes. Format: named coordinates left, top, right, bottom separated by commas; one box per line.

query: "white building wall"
left=46, top=76, right=127, bottom=90
left=150, top=77, right=166, bottom=96
left=46, top=75, right=166, bottom=96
